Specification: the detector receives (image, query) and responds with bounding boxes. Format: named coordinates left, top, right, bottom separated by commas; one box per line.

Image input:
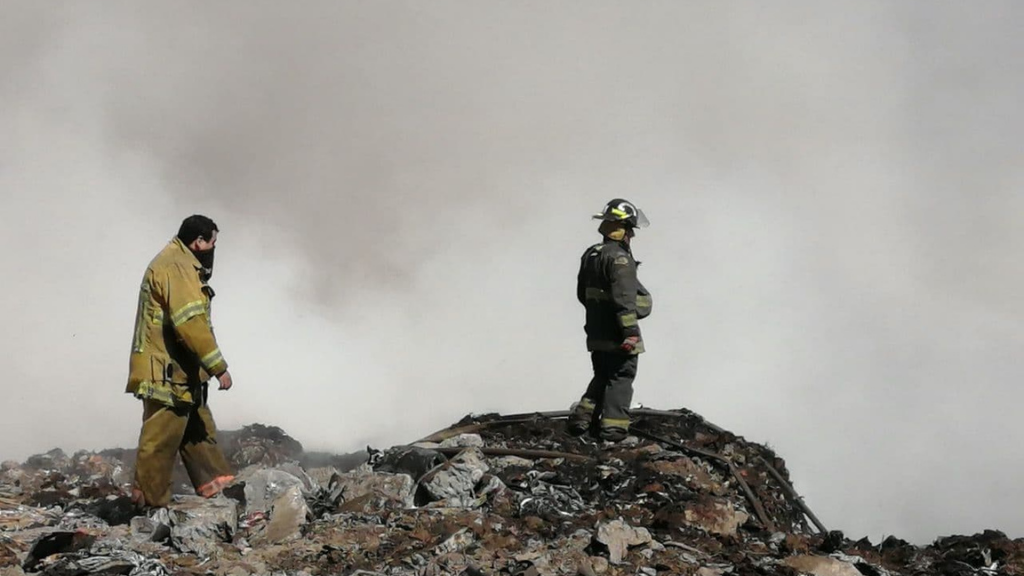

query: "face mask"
left=192, top=247, right=215, bottom=279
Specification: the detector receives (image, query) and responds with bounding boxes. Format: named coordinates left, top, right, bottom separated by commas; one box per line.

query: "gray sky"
left=1, top=1, right=1022, bottom=545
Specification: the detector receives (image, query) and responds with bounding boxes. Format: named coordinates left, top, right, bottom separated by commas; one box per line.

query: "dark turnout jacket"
left=577, top=238, right=652, bottom=354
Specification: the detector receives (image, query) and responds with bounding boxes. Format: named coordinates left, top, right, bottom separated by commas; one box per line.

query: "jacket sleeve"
left=607, top=254, right=642, bottom=340
left=576, top=252, right=588, bottom=306
left=158, top=264, right=229, bottom=376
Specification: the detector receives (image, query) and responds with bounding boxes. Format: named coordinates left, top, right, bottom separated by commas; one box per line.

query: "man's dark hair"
left=177, top=215, right=219, bottom=245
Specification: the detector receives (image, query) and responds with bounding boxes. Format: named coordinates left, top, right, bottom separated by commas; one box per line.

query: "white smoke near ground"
left=1, top=1, right=1023, bottom=545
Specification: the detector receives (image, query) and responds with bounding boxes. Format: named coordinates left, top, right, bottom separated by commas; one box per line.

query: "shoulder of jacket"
left=611, top=254, right=633, bottom=266
left=603, top=244, right=636, bottom=267
left=598, top=242, right=629, bottom=257
left=150, top=246, right=198, bottom=278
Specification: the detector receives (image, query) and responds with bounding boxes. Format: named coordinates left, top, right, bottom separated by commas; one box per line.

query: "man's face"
left=190, top=230, right=218, bottom=279
left=192, top=230, right=217, bottom=252
left=598, top=220, right=632, bottom=242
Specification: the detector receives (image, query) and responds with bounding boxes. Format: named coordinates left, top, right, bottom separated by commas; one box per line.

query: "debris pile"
left=2, top=408, right=1023, bottom=575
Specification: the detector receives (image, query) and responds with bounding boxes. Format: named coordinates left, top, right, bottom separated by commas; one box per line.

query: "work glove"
left=620, top=336, right=640, bottom=353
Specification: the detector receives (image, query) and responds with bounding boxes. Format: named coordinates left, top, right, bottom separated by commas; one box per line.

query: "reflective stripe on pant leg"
left=600, top=418, right=630, bottom=441
left=197, top=475, right=236, bottom=498
left=577, top=398, right=596, bottom=413
left=133, top=400, right=189, bottom=508
left=569, top=397, right=597, bottom=431
left=572, top=350, right=615, bottom=430
left=600, top=418, right=631, bottom=429
left=180, top=403, right=234, bottom=493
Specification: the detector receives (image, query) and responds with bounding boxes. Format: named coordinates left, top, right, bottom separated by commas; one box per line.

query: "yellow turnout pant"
left=131, top=397, right=234, bottom=508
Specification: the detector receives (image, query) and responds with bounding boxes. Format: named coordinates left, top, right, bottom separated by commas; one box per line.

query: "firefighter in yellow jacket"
left=126, top=215, right=235, bottom=509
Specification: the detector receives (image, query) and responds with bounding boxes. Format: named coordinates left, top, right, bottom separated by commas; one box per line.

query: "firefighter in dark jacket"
left=569, top=199, right=652, bottom=442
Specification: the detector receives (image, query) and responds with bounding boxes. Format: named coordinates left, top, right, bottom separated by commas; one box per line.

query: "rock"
left=683, top=498, right=750, bottom=536
left=489, top=456, right=535, bottom=470
left=374, top=447, right=447, bottom=480
left=784, top=554, right=863, bottom=576
left=645, top=456, right=724, bottom=495
left=219, top=424, right=304, bottom=468
left=435, top=528, right=476, bottom=555
left=131, top=514, right=172, bottom=544
left=577, top=560, right=597, bottom=576
left=238, top=468, right=307, bottom=515
left=819, top=530, right=846, bottom=553
left=440, top=434, right=485, bottom=449
left=477, top=475, right=506, bottom=499
left=21, top=531, right=96, bottom=571
left=82, top=495, right=139, bottom=527
left=264, top=485, right=308, bottom=543
left=24, top=450, right=69, bottom=472
left=304, top=466, right=340, bottom=490
left=272, top=462, right=318, bottom=493
left=156, top=495, right=238, bottom=557
left=594, top=519, right=652, bottom=564
left=329, top=468, right=415, bottom=511
left=422, top=448, right=490, bottom=508
left=830, top=552, right=893, bottom=576
left=619, top=436, right=641, bottom=447
left=634, top=444, right=664, bottom=456
left=696, top=568, right=724, bottom=576
left=784, top=533, right=812, bottom=555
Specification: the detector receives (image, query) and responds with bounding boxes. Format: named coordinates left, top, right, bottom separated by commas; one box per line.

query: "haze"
left=1, top=1, right=1021, bottom=545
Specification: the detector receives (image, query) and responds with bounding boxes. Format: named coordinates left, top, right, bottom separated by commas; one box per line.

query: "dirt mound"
left=1, top=408, right=1020, bottom=575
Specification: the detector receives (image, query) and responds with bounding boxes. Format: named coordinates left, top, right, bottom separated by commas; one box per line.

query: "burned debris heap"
left=2, top=408, right=1022, bottom=576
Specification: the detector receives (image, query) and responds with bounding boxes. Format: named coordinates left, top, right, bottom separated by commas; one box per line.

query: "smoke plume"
left=1, top=1, right=1022, bottom=544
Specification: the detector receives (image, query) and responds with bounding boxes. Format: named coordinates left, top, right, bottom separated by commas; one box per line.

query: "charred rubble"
left=1, top=408, right=1022, bottom=576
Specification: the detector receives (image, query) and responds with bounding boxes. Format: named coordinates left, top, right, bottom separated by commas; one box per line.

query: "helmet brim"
left=591, top=209, right=650, bottom=228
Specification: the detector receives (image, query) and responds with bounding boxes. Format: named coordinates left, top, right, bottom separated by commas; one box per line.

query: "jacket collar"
left=171, top=237, right=203, bottom=270
left=602, top=237, right=632, bottom=255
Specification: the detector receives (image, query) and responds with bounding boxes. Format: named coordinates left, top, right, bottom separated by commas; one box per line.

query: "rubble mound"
left=2, top=408, right=1023, bottom=575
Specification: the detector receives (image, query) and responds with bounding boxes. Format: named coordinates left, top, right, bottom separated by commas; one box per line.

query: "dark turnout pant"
left=570, top=351, right=638, bottom=441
